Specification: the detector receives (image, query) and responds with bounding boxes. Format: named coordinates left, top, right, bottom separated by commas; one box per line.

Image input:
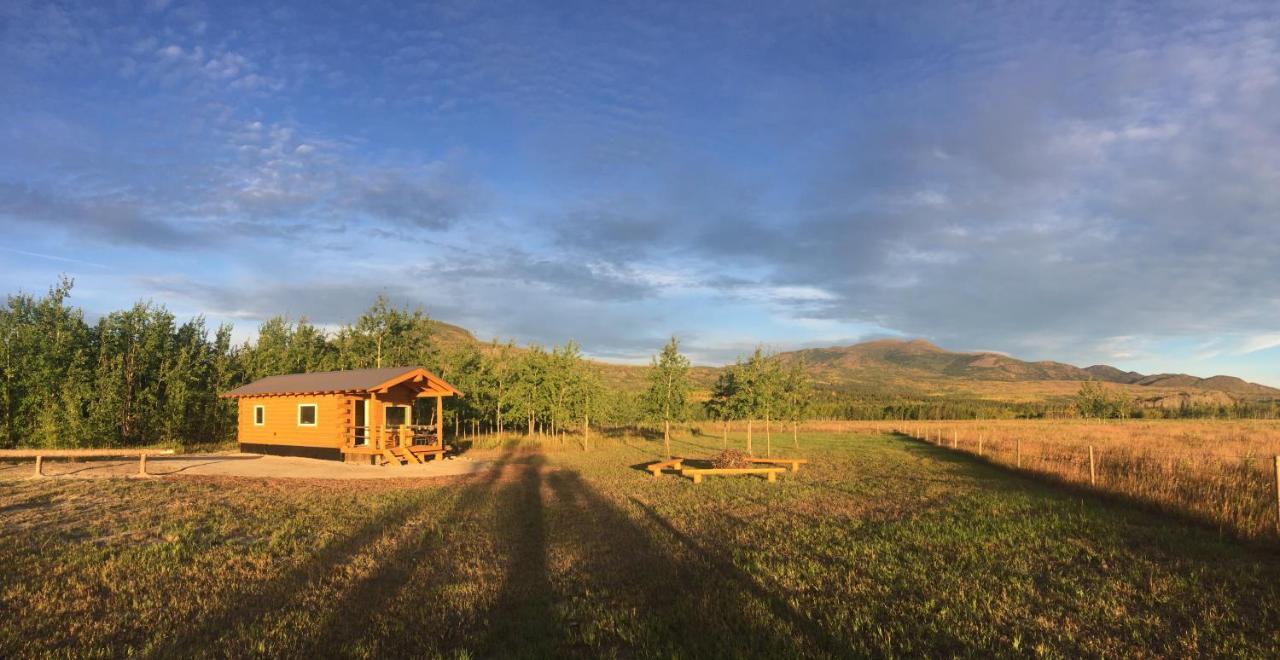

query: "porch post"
left=436, top=394, right=444, bottom=448
left=370, top=391, right=379, bottom=450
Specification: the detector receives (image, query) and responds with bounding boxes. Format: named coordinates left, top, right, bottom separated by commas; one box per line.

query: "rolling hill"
left=773, top=338, right=1280, bottom=404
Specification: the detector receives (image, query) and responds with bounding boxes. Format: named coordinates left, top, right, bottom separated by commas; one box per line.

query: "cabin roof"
left=221, top=366, right=461, bottom=398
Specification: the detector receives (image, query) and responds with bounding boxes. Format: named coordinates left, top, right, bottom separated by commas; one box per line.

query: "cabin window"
left=384, top=406, right=408, bottom=427
left=297, top=404, right=318, bottom=427
left=253, top=405, right=265, bottom=426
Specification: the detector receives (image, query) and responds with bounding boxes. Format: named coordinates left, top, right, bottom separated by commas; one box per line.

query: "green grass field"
left=3, top=431, right=1279, bottom=657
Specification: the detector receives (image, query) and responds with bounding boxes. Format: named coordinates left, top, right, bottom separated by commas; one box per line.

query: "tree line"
left=0, top=280, right=630, bottom=448
left=1, top=279, right=809, bottom=449
left=4, top=279, right=1271, bottom=450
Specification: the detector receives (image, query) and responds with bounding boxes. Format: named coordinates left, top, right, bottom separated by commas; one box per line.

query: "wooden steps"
left=381, top=448, right=406, bottom=466
left=396, top=446, right=423, bottom=464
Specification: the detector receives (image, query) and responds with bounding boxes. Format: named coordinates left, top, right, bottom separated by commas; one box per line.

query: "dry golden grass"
left=773, top=419, right=1280, bottom=543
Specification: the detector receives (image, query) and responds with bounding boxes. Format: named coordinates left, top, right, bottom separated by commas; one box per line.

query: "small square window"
left=253, top=405, right=265, bottom=426
left=298, top=404, right=317, bottom=426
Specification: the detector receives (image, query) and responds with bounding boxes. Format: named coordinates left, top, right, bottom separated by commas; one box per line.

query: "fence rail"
left=0, top=448, right=176, bottom=477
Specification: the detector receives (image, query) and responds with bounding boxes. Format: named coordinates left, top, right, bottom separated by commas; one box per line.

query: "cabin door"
left=354, top=400, right=367, bottom=446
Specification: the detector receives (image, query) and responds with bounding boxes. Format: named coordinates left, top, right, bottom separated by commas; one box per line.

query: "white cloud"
left=1238, top=333, right=1280, bottom=355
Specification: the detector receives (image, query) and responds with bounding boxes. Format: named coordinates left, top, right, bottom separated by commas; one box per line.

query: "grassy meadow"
left=4, top=427, right=1280, bottom=657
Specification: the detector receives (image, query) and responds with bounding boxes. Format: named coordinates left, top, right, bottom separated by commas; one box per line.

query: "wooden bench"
left=647, top=458, right=685, bottom=477
left=680, top=467, right=786, bottom=484
left=744, top=457, right=809, bottom=473
left=0, top=449, right=176, bottom=477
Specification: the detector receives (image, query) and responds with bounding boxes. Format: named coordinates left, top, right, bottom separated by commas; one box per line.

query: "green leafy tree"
left=1075, top=380, right=1133, bottom=419
left=705, top=364, right=741, bottom=448
left=510, top=346, right=549, bottom=436
left=574, top=362, right=604, bottom=449
left=732, top=347, right=773, bottom=454
left=780, top=358, right=813, bottom=449
left=758, top=353, right=783, bottom=456
left=486, top=340, right=517, bottom=435
left=334, top=295, right=437, bottom=370
left=643, top=336, right=691, bottom=459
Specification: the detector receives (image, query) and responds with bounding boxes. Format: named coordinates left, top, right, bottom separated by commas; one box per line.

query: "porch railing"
left=344, top=424, right=442, bottom=451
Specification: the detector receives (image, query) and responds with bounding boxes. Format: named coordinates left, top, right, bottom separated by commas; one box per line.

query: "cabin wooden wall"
left=237, top=394, right=351, bottom=449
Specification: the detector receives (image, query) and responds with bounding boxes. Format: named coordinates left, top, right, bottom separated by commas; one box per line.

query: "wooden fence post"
left=1274, top=455, right=1280, bottom=534
left=1089, top=446, right=1097, bottom=486
left=33, top=455, right=43, bottom=478
left=978, top=435, right=984, bottom=456
left=952, top=431, right=957, bottom=450
left=1016, top=439, right=1022, bottom=468
left=139, top=453, right=148, bottom=477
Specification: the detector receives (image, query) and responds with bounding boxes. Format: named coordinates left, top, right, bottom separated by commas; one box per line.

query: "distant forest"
left=2, top=279, right=1276, bottom=449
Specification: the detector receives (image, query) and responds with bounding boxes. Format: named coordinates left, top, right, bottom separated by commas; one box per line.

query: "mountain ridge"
left=431, top=320, right=1279, bottom=400
left=774, top=338, right=1280, bottom=397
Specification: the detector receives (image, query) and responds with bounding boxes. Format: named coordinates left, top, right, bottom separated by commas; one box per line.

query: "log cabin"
left=220, top=366, right=462, bottom=465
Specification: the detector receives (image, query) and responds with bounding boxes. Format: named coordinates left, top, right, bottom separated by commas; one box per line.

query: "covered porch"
left=340, top=367, right=462, bottom=466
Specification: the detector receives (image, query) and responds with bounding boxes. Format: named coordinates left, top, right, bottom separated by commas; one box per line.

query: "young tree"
left=510, top=346, right=549, bottom=437
left=705, top=364, right=740, bottom=449
left=1076, top=379, right=1136, bottom=419
left=780, top=358, right=813, bottom=449
left=486, top=340, right=517, bottom=435
left=644, top=336, right=691, bottom=459
left=732, top=347, right=771, bottom=455
left=567, top=356, right=604, bottom=450
left=759, top=354, right=783, bottom=457
left=437, top=344, right=486, bottom=436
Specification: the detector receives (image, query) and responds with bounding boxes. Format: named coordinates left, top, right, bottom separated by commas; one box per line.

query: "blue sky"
left=2, top=0, right=1280, bottom=385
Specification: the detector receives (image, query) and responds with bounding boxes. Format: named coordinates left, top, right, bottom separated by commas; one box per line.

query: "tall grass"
left=834, top=419, right=1280, bottom=543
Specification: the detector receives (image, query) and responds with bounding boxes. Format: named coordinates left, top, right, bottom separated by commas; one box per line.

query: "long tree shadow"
left=470, top=456, right=557, bottom=658
left=284, top=450, right=536, bottom=657
left=542, top=469, right=847, bottom=657
left=148, top=447, right=523, bottom=657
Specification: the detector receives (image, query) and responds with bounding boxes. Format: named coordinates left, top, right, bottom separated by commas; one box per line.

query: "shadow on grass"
left=319, top=455, right=827, bottom=656
left=284, top=451, right=549, bottom=657
left=148, top=448, right=523, bottom=656
left=537, top=469, right=831, bottom=656
left=624, top=494, right=848, bottom=657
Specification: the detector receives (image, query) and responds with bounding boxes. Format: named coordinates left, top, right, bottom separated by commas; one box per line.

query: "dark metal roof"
left=222, top=367, right=451, bottom=397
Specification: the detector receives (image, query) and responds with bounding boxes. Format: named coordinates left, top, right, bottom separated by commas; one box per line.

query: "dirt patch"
left=0, top=453, right=491, bottom=481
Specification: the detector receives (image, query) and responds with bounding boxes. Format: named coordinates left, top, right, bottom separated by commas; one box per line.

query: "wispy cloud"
left=0, top=247, right=112, bottom=270
left=1238, top=334, right=1280, bottom=355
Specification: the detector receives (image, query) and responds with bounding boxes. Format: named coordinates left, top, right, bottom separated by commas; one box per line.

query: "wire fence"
left=889, top=422, right=1280, bottom=544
